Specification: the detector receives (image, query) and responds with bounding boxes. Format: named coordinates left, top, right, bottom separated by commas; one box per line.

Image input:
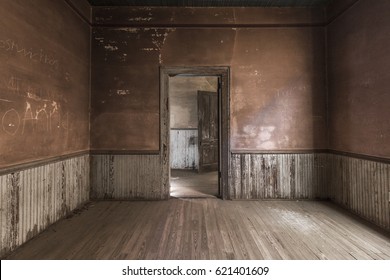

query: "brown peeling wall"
left=0, top=0, right=90, bottom=168
left=92, top=7, right=326, bottom=27
left=91, top=8, right=327, bottom=152
left=328, top=0, right=390, bottom=159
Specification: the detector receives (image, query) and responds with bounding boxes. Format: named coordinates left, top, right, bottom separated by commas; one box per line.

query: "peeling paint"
left=104, top=45, right=118, bottom=51
left=116, top=28, right=139, bottom=33
left=94, top=37, right=105, bottom=43
left=259, top=126, right=275, bottom=141
left=141, top=48, right=156, bottom=51
left=150, top=28, right=176, bottom=64
left=95, top=16, right=112, bottom=21
left=116, top=90, right=131, bottom=96
left=128, top=17, right=153, bottom=22
left=120, top=53, right=127, bottom=62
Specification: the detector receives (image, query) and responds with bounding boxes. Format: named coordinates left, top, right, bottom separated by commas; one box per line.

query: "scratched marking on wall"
left=0, top=39, right=59, bottom=70
left=0, top=76, right=70, bottom=137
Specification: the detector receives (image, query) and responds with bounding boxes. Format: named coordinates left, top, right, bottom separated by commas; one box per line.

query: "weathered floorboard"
left=5, top=200, right=390, bottom=260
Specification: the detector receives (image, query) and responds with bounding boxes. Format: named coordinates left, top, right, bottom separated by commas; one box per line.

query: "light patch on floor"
left=170, top=169, right=218, bottom=198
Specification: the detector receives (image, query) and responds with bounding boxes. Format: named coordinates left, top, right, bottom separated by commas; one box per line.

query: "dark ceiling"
left=87, top=0, right=333, bottom=7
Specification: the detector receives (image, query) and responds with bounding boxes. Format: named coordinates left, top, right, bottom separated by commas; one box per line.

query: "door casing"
left=160, top=66, right=230, bottom=200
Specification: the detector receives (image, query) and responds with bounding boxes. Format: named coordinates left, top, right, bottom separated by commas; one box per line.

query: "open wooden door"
left=198, top=91, right=218, bottom=172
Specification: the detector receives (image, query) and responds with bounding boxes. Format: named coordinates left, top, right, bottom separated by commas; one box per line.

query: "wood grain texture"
left=328, top=154, right=390, bottom=231
left=230, top=153, right=327, bottom=200
left=90, top=154, right=162, bottom=200
left=5, top=200, right=390, bottom=260
left=0, top=154, right=90, bottom=258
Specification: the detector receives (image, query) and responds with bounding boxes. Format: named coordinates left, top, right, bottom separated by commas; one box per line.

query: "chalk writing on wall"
left=0, top=39, right=59, bottom=70
left=0, top=76, right=69, bottom=137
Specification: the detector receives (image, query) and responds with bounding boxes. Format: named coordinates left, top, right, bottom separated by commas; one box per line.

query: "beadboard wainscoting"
left=170, top=129, right=199, bottom=170
left=90, top=154, right=162, bottom=200
left=0, top=153, right=90, bottom=257
left=328, top=153, right=390, bottom=231
left=230, top=153, right=328, bottom=200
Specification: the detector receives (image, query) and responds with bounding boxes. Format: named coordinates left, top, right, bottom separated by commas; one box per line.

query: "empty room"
left=1, top=0, right=390, bottom=266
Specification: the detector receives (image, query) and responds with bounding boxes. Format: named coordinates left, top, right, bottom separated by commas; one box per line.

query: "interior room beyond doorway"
left=169, top=76, right=219, bottom=198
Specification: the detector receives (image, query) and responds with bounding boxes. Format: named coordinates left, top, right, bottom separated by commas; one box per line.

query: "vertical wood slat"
left=91, top=154, right=161, bottom=200
left=0, top=154, right=90, bottom=258
left=229, top=153, right=328, bottom=200
left=328, top=153, right=390, bottom=232
left=170, top=129, right=199, bottom=170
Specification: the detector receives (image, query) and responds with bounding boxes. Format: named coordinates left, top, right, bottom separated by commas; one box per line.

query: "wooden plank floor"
left=170, top=170, right=218, bottom=198
left=5, top=200, right=390, bottom=260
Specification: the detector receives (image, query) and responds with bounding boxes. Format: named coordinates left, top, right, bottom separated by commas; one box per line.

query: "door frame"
left=160, top=66, right=230, bottom=200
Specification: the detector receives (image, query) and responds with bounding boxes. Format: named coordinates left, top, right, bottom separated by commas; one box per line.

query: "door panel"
left=198, top=90, right=218, bottom=172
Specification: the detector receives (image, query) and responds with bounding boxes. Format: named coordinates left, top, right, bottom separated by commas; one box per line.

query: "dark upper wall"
left=327, top=0, right=390, bottom=159
left=0, top=0, right=90, bottom=168
left=92, top=6, right=326, bottom=26
left=67, top=0, right=92, bottom=23
left=326, top=0, right=358, bottom=22
left=91, top=7, right=327, bottom=151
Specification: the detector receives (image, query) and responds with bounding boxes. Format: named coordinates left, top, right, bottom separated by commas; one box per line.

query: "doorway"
left=169, top=77, right=218, bottom=198
left=160, top=67, right=230, bottom=200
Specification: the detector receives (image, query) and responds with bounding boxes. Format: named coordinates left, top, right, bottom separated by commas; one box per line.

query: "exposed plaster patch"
left=104, top=45, right=118, bottom=51
left=241, top=125, right=277, bottom=149
left=116, top=28, right=139, bottom=33
left=137, top=7, right=152, bottom=11
left=95, top=16, right=112, bottom=21
left=120, top=53, right=128, bottom=62
left=259, top=141, right=276, bottom=149
left=149, top=28, right=176, bottom=64
left=117, top=90, right=131, bottom=96
left=243, top=125, right=258, bottom=138
left=141, top=48, right=157, bottom=51
left=128, top=17, right=153, bottom=22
